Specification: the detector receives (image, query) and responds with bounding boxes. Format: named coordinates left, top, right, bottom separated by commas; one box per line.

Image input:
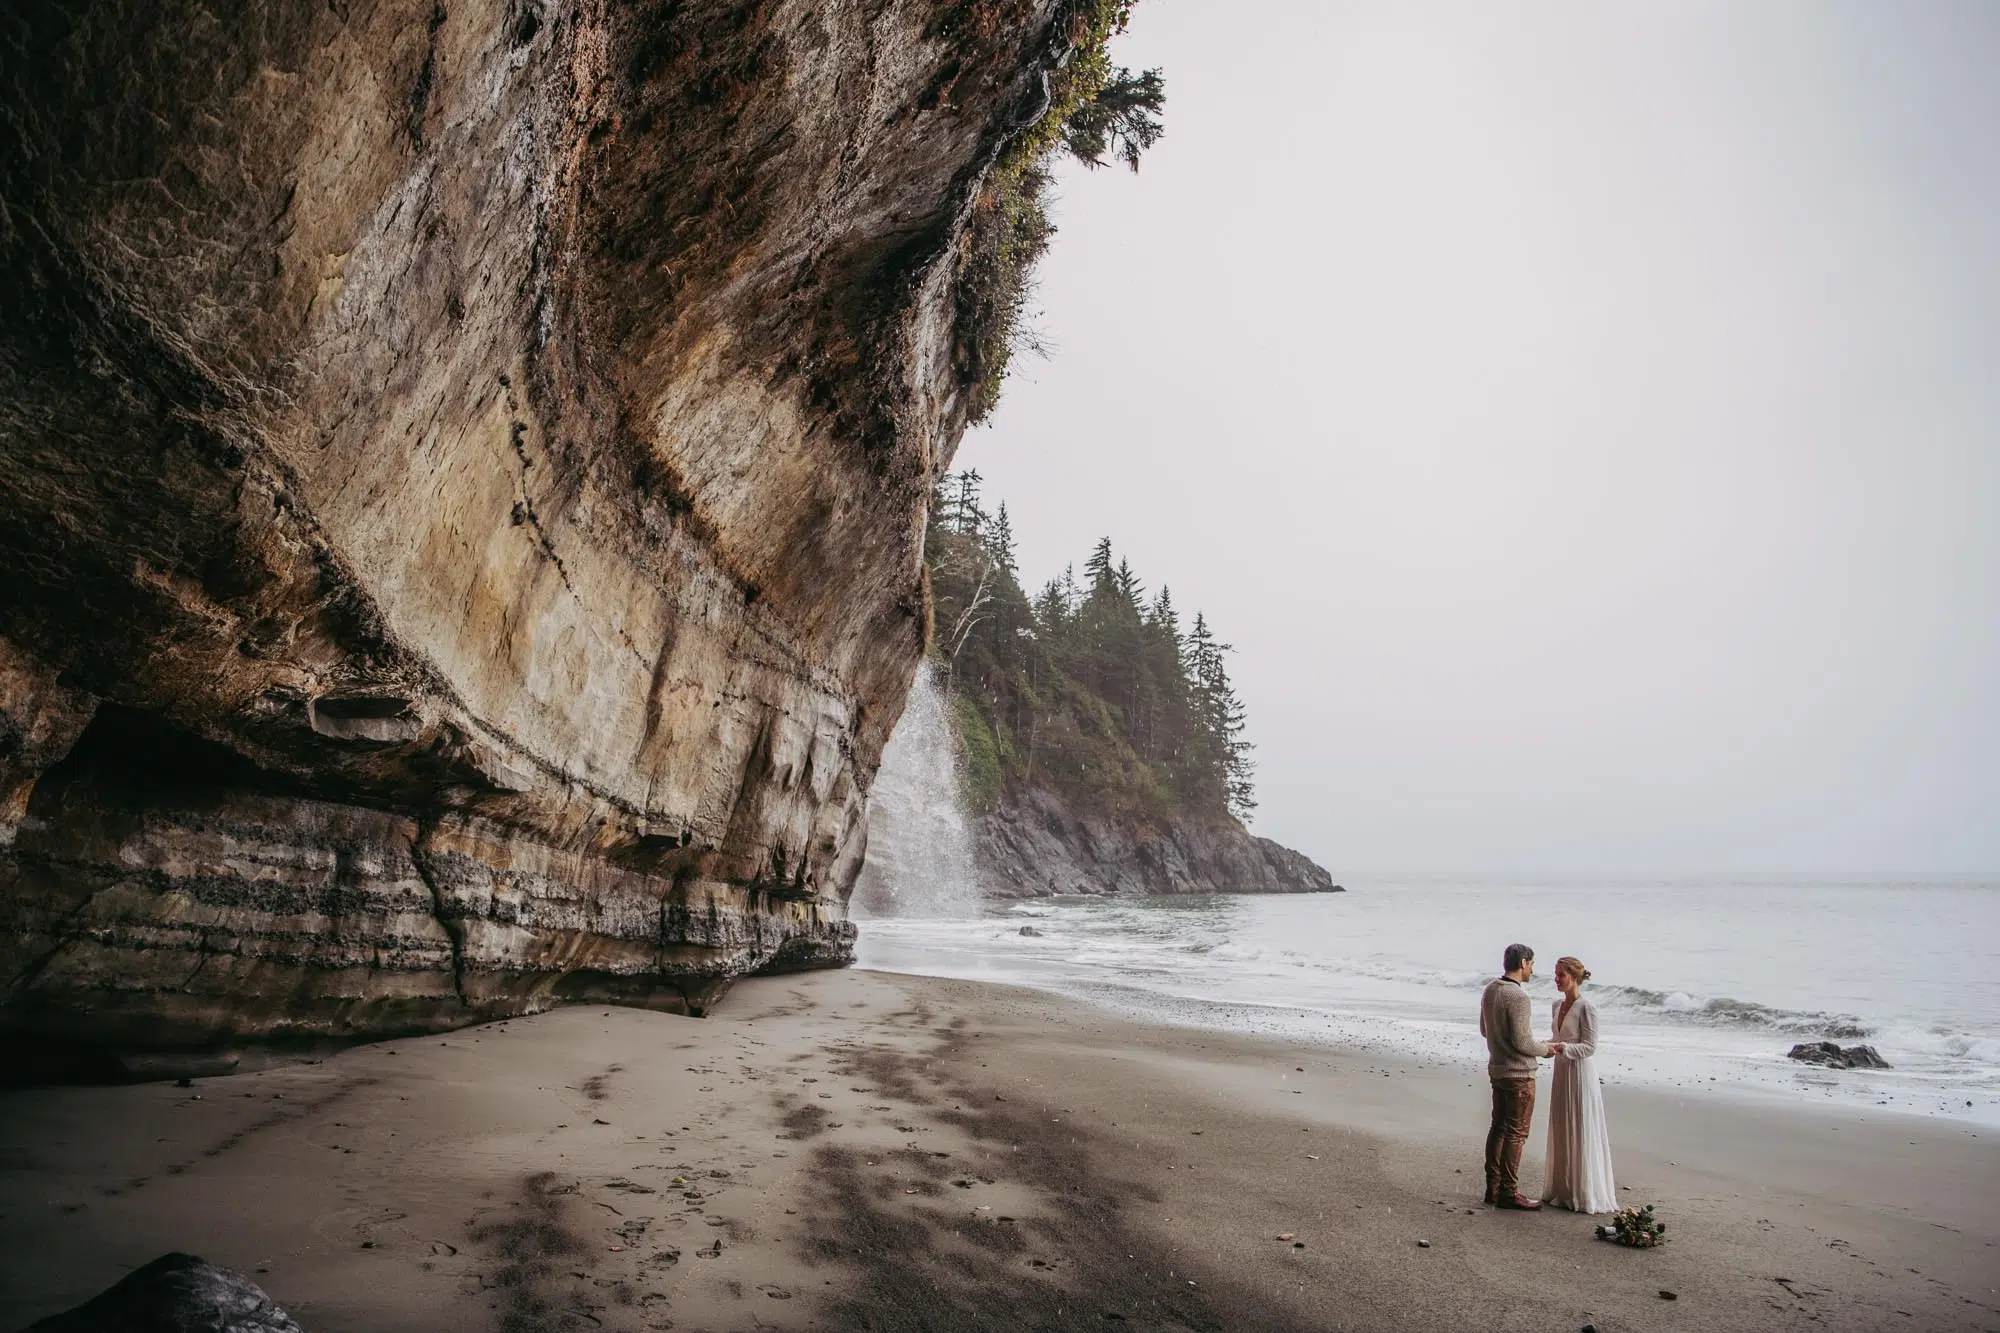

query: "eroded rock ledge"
left=977, top=788, right=1339, bottom=899
left=0, top=0, right=1070, bottom=1053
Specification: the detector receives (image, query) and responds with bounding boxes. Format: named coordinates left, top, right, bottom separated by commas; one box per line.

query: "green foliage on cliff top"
left=927, top=471, right=1255, bottom=823
left=958, top=2, right=1166, bottom=421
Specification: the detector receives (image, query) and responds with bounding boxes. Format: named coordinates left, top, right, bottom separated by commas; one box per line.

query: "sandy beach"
left=2, top=968, right=1994, bottom=1332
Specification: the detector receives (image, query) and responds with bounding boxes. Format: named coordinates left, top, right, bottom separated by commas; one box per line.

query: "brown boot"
left=1494, top=1193, right=1543, bottom=1211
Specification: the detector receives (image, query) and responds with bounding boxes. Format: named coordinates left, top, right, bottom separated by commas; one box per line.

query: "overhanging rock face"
left=0, top=0, right=1060, bottom=1050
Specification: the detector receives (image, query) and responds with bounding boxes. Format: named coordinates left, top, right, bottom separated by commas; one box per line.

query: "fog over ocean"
left=963, top=2, right=2000, bottom=881
left=856, top=878, right=2000, bottom=1126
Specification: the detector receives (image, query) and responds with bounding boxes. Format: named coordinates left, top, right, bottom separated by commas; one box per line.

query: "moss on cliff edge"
left=957, top=1, right=1164, bottom=421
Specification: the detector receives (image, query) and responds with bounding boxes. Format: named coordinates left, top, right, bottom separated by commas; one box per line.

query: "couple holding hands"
left=1479, top=943, right=1619, bottom=1213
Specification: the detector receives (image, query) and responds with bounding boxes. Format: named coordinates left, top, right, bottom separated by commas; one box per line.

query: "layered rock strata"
left=0, top=0, right=1067, bottom=1052
left=977, top=787, right=1338, bottom=899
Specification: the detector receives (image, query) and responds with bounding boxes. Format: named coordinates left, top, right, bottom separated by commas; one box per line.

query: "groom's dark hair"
left=1503, top=943, right=1534, bottom=974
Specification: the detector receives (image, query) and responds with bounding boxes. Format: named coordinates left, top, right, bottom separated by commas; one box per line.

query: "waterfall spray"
left=852, top=661, right=986, bottom=918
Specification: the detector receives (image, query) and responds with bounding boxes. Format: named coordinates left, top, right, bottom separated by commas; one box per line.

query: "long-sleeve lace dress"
left=1542, top=994, right=1619, bottom=1213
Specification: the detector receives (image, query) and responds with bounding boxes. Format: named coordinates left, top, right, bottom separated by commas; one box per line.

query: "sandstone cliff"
left=976, top=787, right=1337, bottom=899
left=0, top=0, right=1078, bottom=1054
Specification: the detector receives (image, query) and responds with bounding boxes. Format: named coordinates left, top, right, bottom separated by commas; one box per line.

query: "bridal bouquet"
left=1596, top=1204, right=1669, bottom=1248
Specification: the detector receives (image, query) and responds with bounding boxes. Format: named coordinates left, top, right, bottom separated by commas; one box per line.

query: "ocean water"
left=854, top=877, right=2000, bottom=1126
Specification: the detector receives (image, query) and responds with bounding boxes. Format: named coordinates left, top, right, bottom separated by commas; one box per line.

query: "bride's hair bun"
left=1556, top=955, right=1591, bottom=983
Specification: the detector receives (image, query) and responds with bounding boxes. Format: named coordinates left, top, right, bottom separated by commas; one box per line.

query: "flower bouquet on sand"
left=1595, top=1204, right=1669, bottom=1248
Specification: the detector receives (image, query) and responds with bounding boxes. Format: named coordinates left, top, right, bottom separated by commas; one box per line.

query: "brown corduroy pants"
left=1484, top=1076, right=1537, bottom=1198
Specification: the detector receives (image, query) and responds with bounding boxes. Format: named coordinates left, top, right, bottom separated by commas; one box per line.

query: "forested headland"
left=925, top=470, right=1257, bottom=828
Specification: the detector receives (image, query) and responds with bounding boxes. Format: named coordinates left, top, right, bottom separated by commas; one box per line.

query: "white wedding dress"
left=1542, top=995, right=1619, bottom=1213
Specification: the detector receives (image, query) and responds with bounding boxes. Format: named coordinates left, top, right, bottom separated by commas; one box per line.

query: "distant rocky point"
left=978, top=787, right=1337, bottom=899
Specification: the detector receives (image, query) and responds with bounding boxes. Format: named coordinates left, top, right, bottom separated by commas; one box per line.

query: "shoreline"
left=2, top=969, right=1994, bottom=1332
left=853, top=888, right=2000, bottom=1131
left=858, top=956, right=2000, bottom=1132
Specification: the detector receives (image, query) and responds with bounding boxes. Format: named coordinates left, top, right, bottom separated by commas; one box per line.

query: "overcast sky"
left=959, top=0, right=1999, bottom=875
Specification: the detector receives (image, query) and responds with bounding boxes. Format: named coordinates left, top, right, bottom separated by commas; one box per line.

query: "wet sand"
left=1, top=968, right=1994, bottom=1332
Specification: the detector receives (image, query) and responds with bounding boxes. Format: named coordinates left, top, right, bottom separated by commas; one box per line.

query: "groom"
left=1479, top=942, right=1555, bottom=1209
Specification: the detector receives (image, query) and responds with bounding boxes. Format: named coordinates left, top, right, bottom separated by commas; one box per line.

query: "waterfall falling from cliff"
left=852, top=661, right=986, bottom=918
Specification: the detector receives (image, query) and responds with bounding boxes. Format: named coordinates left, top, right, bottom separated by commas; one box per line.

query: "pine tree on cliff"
left=1186, top=613, right=1256, bottom=820
left=1115, top=556, right=1144, bottom=609
left=1072, top=541, right=1146, bottom=723
left=946, top=469, right=986, bottom=535
left=1083, top=536, right=1115, bottom=595
left=964, top=12, right=1165, bottom=421
left=1034, top=575, right=1071, bottom=633
left=970, top=499, right=1033, bottom=670
left=1140, top=584, right=1193, bottom=768
left=918, top=472, right=1257, bottom=825
left=1147, top=585, right=1181, bottom=649
left=1109, top=555, right=1154, bottom=732
left=987, top=502, right=1018, bottom=577
left=1063, top=67, right=1167, bottom=173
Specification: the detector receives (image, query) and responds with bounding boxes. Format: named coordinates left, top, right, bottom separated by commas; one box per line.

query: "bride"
left=1543, top=955, right=1619, bottom=1213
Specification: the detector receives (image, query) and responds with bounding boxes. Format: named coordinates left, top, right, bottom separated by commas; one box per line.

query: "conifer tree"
left=1137, top=585, right=1188, bottom=766
left=1115, top=557, right=1143, bottom=609
left=1186, top=613, right=1256, bottom=819
left=947, top=470, right=985, bottom=535
left=989, top=502, right=1018, bottom=577
left=1034, top=568, right=1075, bottom=631
left=1063, top=67, right=1167, bottom=173
left=1083, top=537, right=1116, bottom=598
left=920, top=471, right=1256, bottom=825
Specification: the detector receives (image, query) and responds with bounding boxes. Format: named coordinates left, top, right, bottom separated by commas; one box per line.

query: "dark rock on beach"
left=114, top=1052, right=244, bottom=1084
left=28, top=1253, right=303, bottom=1333
left=1787, top=1041, right=1892, bottom=1070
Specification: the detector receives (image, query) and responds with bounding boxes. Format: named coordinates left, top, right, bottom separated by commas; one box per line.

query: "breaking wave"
left=1594, top=984, right=1871, bottom=1039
